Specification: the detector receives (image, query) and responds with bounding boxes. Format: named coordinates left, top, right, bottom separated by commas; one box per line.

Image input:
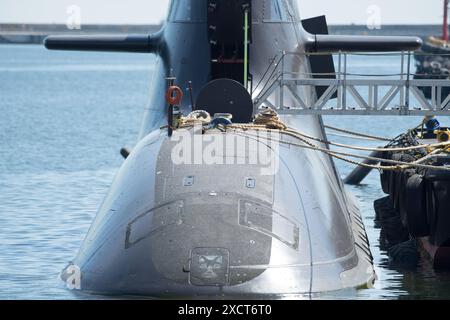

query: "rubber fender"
left=399, top=169, right=417, bottom=227
left=379, top=214, right=410, bottom=250
left=392, top=153, right=416, bottom=209
left=425, top=182, right=437, bottom=243
left=374, top=196, right=396, bottom=221
left=389, top=153, right=410, bottom=208
left=373, top=197, right=407, bottom=246
left=380, top=170, right=390, bottom=194
left=424, top=169, right=450, bottom=246
left=388, top=153, right=403, bottom=204
left=373, top=197, right=389, bottom=228
left=388, top=239, right=418, bottom=269
left=380, top=170, right=391, bottom=194
left=405, top=174, right=430, bottom=237
left=374, top=197, right=391, bottom=228
left=380, top=152, right=393, bottom=194
left=424, top=167, right=450, bottom=181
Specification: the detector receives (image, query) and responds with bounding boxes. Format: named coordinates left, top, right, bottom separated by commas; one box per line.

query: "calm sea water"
left=1, top=44, right=450, bottom=300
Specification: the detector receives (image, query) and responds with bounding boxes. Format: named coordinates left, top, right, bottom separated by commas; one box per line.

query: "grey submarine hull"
left=50, top=0, right=421, bottom=296
left=65, top=123, right=374, bottom=296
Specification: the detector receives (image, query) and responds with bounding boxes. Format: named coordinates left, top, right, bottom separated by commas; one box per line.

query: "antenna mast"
left=444, top=0, right=449, bottom=41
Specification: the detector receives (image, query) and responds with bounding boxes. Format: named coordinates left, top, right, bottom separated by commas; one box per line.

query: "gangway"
left=253, top=51, right=450, bottom=116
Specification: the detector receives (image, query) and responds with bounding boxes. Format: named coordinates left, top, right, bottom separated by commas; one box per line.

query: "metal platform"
left=253, top=52, right=450, bottom=115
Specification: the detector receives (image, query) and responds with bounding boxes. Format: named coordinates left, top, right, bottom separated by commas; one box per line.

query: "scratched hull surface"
left=63, top=0, right=376, bottom=296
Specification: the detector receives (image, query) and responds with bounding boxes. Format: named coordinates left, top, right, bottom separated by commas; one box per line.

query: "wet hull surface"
left=64, top=0, right=376, bottom=296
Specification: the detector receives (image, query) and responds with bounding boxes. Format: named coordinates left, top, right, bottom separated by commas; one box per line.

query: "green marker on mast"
left=244, top=9, right=249, bottom=90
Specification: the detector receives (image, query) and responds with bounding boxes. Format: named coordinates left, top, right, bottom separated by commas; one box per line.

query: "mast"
left=444, top=0, right=449, bottom=41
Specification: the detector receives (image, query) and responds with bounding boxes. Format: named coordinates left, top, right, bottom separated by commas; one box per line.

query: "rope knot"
left=254, top=108, right=287, bottom=130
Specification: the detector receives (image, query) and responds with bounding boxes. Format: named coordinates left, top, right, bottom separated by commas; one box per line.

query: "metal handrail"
left=253, top=51, right=450, bottom=116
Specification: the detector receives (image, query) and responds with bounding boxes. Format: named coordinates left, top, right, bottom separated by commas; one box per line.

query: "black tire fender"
left=405, top=174, right=430, bottom=237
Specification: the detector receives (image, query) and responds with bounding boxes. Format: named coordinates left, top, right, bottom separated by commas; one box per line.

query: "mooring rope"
left=230, top=128, right=450, bottom=172
left=324, top=124, right=393, bottom=142
left=283, top=128, right=450, bottom=153
left=325, top=131, right=383, bottom=141
left=227, top=123, right=447, bottom=153
left=173, top=108, right=450, bottom=172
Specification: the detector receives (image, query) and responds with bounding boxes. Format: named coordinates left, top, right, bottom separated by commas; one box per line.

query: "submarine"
left=44, top=0, right=422, bottom=297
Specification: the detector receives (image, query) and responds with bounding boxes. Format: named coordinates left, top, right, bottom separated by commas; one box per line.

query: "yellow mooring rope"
left=324, top=124, right=393, bottom=142
left=175, top=108, right=450, bottom=172
left=230, top=129, right=450, bottom=172
left=227, top=108, right=450, bottom=172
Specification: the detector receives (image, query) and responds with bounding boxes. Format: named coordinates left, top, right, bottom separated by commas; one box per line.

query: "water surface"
left=1, top=44, right=450, bottom=299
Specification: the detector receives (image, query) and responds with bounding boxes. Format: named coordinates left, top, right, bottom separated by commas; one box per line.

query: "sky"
left=0, top=0, right=445, bottom=25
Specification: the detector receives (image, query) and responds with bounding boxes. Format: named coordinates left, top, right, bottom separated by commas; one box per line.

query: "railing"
left=253, top=51, right=450, bottom=115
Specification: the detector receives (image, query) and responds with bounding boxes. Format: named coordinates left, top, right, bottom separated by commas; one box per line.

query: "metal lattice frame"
left=253, top=52, right=450, bottom=116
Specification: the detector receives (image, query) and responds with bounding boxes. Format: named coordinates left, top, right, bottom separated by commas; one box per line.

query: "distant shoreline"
left=0, top=23, right=442, bottom=44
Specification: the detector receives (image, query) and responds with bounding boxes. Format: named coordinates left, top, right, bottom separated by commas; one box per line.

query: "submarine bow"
left=48, top=0, right=424, bottom=297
